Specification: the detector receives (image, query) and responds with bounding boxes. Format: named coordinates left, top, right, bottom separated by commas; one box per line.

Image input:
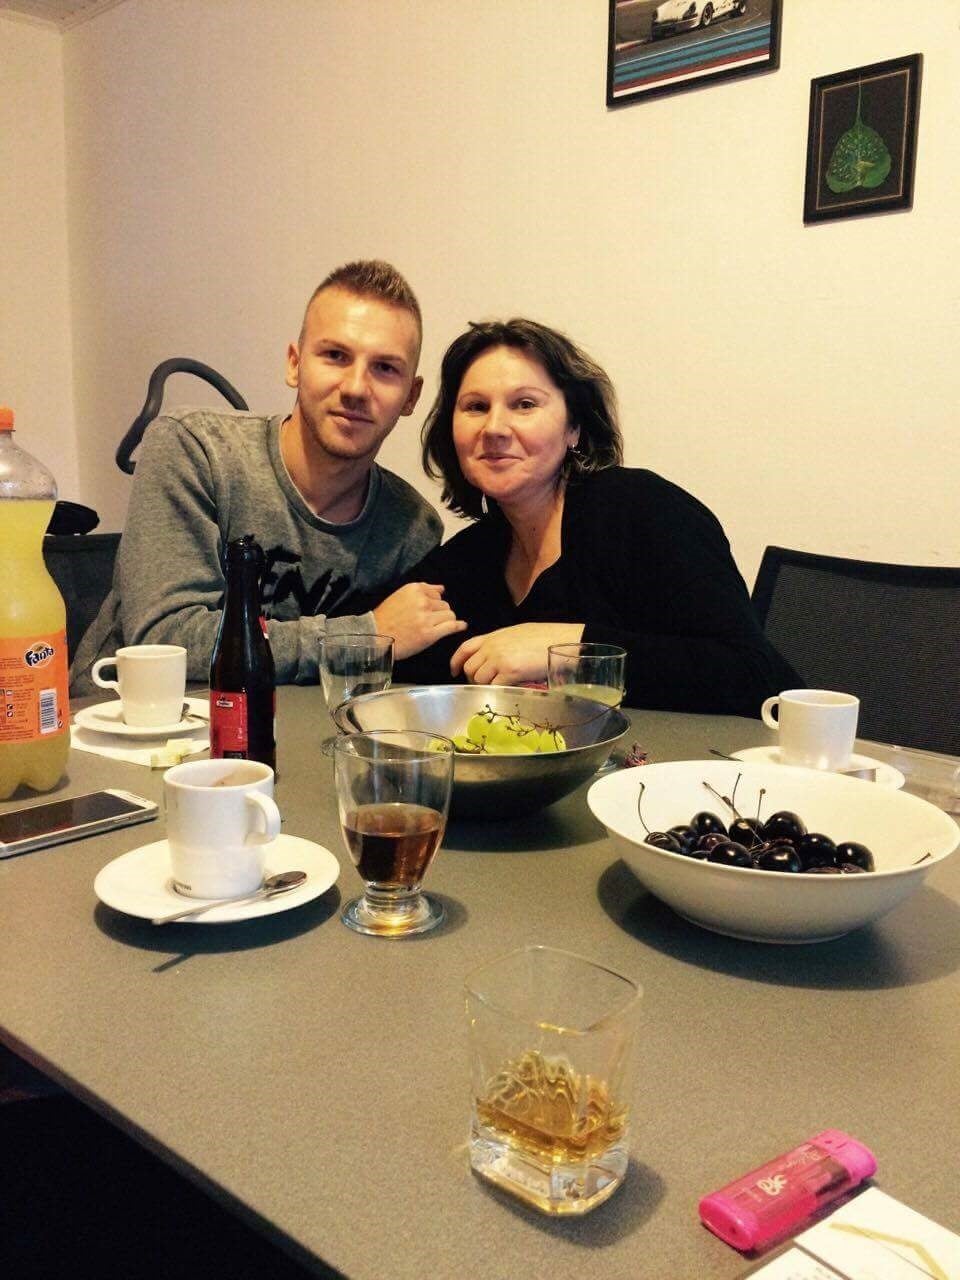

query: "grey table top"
left=1, top=688, right=959, bottom=1279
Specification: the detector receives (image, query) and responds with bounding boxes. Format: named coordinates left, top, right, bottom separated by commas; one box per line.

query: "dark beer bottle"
left=209, top=535, right=276, bottom=772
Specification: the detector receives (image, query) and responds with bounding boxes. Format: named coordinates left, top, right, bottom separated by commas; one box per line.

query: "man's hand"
left=450, top=622, right=584, bottom=686
left=372, top=583, right=466, bottom=660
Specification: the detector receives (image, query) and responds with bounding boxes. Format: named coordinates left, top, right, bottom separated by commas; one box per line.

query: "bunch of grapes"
left=447, top=706, right=567, bottom=756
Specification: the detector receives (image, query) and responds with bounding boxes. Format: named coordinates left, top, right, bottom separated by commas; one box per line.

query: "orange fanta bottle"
left=0, top=407, right=71, bottom=799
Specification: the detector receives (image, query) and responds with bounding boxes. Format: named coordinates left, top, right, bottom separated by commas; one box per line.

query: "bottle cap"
left=0, top=406, right=14, bottom=431
left=224, top=533, right=264, bottom=567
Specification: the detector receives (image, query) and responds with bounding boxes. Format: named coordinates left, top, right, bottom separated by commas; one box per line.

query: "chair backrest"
left=115, top=358, right=248, bottom=474
left=751, top=546, right=960, bottom=756
left=43, top=533, right=121, bottom=662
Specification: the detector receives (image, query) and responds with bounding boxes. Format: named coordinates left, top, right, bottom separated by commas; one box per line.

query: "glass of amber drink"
left=333, top=730, right=454, bottom=937
left=465, top=945, right=641, bottom=1215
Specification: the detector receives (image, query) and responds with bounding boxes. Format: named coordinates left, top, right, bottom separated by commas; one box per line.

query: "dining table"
left=1, top=685, right=958, bottom=1279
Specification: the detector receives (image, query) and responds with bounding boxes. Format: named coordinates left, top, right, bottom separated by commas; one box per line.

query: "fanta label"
left=0, top=631, right=70, bottom=741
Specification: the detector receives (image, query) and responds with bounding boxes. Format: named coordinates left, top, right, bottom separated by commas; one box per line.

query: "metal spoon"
left=151, top=870, right=307, bottom=925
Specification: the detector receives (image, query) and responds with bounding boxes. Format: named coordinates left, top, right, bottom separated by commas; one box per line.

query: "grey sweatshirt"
left=70, top=410, right=442, bottom=693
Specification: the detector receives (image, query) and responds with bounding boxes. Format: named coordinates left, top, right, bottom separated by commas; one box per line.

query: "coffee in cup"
left=760, top=689, right=860, bottom=771
left=91, top=644, right=187, bottom=728
left=163, top=758, right=281, bottom=898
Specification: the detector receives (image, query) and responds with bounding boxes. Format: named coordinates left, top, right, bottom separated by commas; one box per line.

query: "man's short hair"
left=299, top=259, right=422, bottom=346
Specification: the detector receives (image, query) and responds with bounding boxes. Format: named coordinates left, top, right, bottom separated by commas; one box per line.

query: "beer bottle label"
left=0, top=630, right=70, bottom=742
left=210, top=691, right=248, bottom=758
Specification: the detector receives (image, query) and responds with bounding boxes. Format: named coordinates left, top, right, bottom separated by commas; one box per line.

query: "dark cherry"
left=668, top=824, right=699, bottom=854
left=761, top=811, right=807, bottom=844
left=646, top=831, right=682, bottom=853
left=728, top=817, right=763, bottom=848
left=839, top=862, right=867, bottom=874
left=796, top=833, right=838, bottom=870
left=806, top=865, right=841, bottom=875
left=835, top=841, right=875, bottom=872
left=677, top=842, right=709, bottom=860
left=706, top=840, right=753, bottom=868
left=691, top=811, right=727, bottom=838
left=696, top=832, right=728, bottom=853
left=755, top=844, right=802, bottom=873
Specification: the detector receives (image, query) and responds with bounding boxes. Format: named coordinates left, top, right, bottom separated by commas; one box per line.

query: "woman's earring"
left=480, top=493, right=489, bottom=515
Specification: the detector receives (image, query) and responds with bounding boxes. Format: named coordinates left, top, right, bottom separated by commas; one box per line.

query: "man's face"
left=286, top=287, right=422, bottom=464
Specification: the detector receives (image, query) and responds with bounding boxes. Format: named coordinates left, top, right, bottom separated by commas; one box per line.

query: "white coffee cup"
left=91, top=644, right=187, bottom=727
left=761, top=689, right=860, bottom=771
left=163, top=758, right=281, bottom=899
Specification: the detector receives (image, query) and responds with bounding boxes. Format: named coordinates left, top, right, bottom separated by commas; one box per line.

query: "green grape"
left=465, top=714, right=493, bottom=747
left=484, top=720, right=515, bottom=752
left=537, top=728, right=567, bottom=753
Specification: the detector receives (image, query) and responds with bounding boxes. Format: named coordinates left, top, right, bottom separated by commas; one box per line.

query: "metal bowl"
left=333, top=685, right=629, bottom=819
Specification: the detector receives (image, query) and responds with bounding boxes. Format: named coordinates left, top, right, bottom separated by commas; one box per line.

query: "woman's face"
left=452, top=345, right=579, bottom=513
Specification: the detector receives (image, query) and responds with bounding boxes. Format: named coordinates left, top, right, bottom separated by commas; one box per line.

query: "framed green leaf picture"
left=803, top=54, right=922, bottom=225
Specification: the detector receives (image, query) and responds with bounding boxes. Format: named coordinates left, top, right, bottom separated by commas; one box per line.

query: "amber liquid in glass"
left=343, top=802, right=443, bottom=887
left=474, top=1049, right=627, bottom=1165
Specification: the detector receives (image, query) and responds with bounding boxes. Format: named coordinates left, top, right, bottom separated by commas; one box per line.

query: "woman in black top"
left=372, top=318, right=798, bottom=714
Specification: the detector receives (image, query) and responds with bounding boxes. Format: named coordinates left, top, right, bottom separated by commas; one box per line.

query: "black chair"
left=43, top=532, right=121, bottom=662
left=751, top=546, right=960, bottom=756
left=115, top=357, right=248, bottom=474
left=41, top=359, right=247, bottom=660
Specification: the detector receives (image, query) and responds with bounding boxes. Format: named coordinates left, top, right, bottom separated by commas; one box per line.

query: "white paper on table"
left=746, top=1249, right=846, bottom=1279
left=69, top=728, right=209, bottom=767
left=796, top=1188, right=960, bottom=1280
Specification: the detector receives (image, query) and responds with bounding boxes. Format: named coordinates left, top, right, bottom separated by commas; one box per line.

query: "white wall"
left=0, top=15, right=78, bottom=496
left=10, top=0, right=960, bottom=583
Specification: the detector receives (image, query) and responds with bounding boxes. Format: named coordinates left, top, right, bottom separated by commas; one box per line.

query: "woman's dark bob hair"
left=421, top=318, right=623, bottom=519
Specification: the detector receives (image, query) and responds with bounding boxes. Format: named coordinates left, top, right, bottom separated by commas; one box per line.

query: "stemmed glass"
left=547, top=642, right=626, bottom=708
left=319, top=633, right=394, bottom=711
left=332, top=730, right=455, bottom=937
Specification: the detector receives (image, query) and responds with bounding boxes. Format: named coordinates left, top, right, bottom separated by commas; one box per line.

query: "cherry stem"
left=636, top=780, right=650, bottom=834
left=702, top=778, right=744, bottom=820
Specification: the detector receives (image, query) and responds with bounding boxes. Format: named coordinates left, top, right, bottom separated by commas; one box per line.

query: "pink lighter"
left=698, top=1129, right=877, bottom=1252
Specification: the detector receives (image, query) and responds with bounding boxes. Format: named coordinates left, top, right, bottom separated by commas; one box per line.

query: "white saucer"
left=94, top=833, right=340, bottom=923
left=732, top=746, right=905, bottom=790
left=75, top=696, right=208, bottom=739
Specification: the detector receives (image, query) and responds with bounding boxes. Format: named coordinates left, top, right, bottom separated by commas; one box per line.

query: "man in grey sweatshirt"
left=71, top=260, right=464, bottom=692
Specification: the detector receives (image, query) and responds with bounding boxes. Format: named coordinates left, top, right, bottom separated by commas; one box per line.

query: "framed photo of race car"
left=607, top=0, right=782, bottom=107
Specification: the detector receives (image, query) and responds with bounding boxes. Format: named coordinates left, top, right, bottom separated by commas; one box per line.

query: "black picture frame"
left=606, top=0, right=781, bottom=107
left=803, top=54, right=922, bottom=225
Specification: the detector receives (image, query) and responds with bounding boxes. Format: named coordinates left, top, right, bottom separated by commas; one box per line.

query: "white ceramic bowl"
left=587, top=760, right=960, bottom=944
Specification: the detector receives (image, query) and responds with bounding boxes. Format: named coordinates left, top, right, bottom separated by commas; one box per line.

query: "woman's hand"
left=450, top=622, right=584, bottom=686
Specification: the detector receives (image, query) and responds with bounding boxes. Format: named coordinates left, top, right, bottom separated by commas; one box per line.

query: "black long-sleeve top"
left=363, top=467, right=799, bottom=716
